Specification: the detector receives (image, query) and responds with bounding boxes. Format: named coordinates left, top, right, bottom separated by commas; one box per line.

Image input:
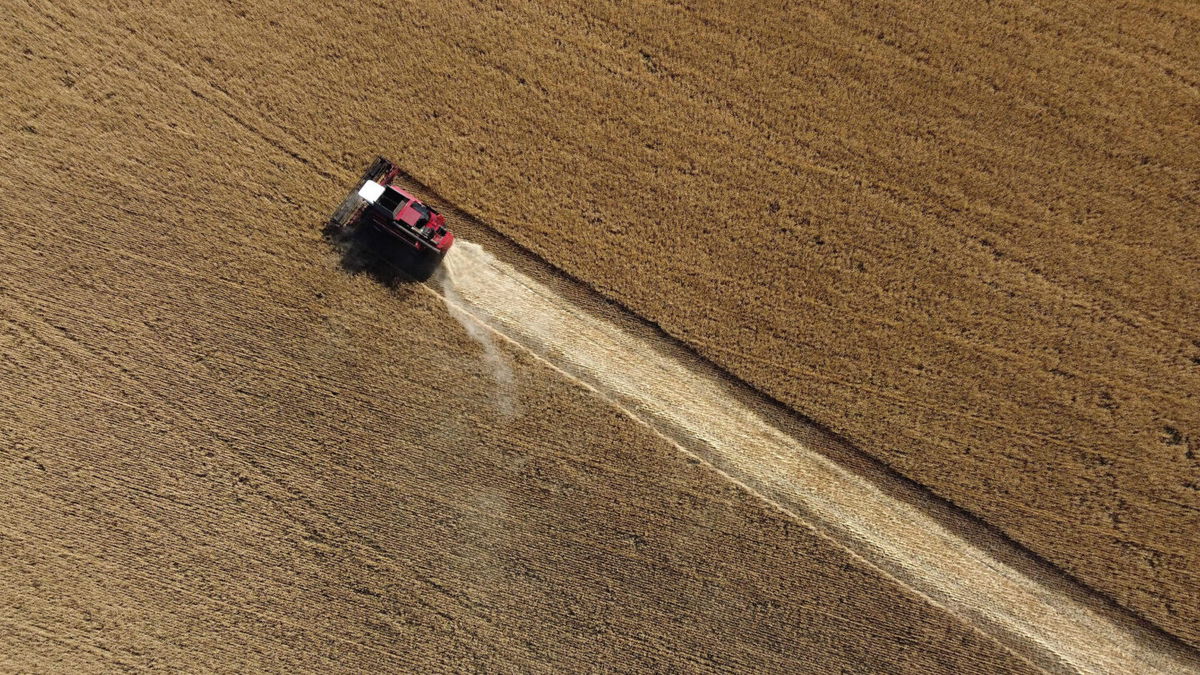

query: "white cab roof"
left=358, top=180, right=386, bottom=203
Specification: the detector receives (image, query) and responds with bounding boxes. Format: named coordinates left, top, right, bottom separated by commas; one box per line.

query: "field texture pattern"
left=2, top=0, right=1198, bottom=666
left=78, top=0, right=1195, bottom=646
left=0, top=1, right=1057, bottom=672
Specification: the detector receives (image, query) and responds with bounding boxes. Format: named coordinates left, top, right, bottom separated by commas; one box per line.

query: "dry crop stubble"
left=62, top=0, right=1200, bottom=647
left=0, top=2, right=1044, bottom=671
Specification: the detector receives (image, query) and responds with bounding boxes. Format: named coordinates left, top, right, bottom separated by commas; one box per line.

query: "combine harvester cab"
left=328, top=156, right=454, bottom=280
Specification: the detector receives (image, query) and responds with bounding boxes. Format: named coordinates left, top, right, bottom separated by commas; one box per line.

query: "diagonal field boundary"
left=425, top=239, right=1199, bottom=675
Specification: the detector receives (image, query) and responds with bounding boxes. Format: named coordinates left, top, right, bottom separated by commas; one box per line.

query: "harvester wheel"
left=407, top=249, right=445, bottom=282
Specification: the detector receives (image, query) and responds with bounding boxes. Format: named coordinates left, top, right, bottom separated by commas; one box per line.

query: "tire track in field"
left=430, top=240, right=1200, bottom=675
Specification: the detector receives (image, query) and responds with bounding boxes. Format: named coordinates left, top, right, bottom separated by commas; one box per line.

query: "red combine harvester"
left=328, top=156, right=454, bottom=279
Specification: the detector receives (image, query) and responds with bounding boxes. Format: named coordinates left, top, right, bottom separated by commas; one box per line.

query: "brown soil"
left=34, top=0, right=1191, bottom=647
left=0, top=2, right=1046, bottom=672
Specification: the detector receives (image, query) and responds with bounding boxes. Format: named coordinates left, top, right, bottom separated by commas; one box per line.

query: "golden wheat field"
left=2, top=0, right=1199, bottom=671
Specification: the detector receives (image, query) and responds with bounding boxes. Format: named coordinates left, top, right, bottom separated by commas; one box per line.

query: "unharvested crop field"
left=3, top=0, right=1199, bottom=670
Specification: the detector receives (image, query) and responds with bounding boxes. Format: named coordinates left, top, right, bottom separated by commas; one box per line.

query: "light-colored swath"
left=437, top=240, right=1198, bottom=675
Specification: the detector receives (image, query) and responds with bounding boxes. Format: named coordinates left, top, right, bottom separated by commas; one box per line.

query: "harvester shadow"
left=323, top=221, right=436, bottom=285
